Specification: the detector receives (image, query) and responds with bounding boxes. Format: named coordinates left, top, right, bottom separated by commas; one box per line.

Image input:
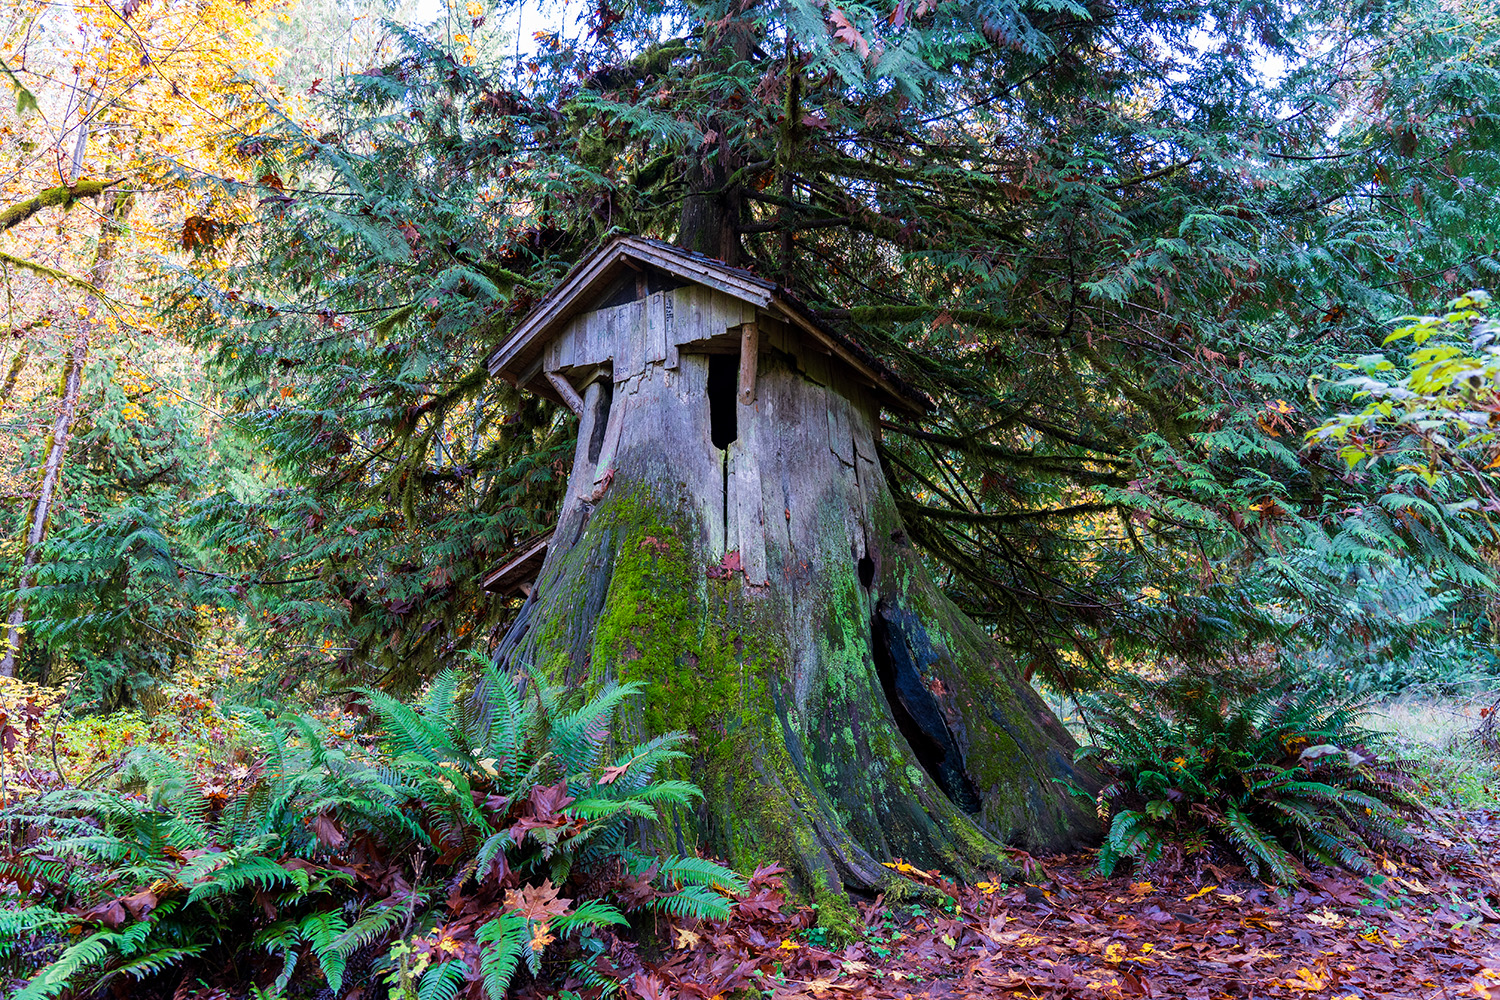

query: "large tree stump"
left=498, top=335, right=1100, bottom=923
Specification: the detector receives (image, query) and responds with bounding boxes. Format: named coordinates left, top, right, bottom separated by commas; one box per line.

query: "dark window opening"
left=871, top=607, right=983, bottom=814
left=857, top=553, right=875, bottom=589
left=707, top=353, right=740, bottom=450
left=597, top=270, right=691, bottom=309
left=586, top=382, right=613, bottom=464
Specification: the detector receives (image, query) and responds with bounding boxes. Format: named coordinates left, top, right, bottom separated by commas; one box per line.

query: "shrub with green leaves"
left=0, top=664, right=742, bottom=999
left=1076, top=677, right=1421, bottom=884
left=1311, top=290, right=1500, bottom=500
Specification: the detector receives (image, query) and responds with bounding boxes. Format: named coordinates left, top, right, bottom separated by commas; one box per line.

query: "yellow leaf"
left=673, top=927, right=701, bottom=950
left=1183, top=885, right=1217, bottom=902
left=1306, top=907, right=1346, bottom=928
left=1283, top=967, right=1326, bottom=992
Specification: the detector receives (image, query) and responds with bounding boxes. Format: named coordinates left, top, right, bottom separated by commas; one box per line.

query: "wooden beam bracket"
left=545, top=369, right=585, bottom=415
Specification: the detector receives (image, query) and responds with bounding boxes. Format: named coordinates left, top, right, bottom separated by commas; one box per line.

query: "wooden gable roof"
left=483, top=236, right=929, bottom=415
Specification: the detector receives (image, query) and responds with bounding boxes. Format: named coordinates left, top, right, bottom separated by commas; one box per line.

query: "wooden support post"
left=738, top=322, right=758, bottom=405
left=545, top=369, right=585, bottom=415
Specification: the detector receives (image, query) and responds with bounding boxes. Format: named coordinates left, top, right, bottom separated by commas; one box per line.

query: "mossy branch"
left=0, top=178, right=123, bottom=232
left=0, top=250, right=110, bottom=299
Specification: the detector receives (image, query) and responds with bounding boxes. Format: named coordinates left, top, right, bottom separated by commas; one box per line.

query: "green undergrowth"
left=1076, top=675, right=1423, bottom=883
left=0, top=663, right=743, bottom=1000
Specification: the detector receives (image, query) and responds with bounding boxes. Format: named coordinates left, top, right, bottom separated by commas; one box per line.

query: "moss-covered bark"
left=501, top=353, right=1100, bottom=907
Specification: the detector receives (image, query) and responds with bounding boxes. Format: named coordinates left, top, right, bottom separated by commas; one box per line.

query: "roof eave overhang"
left=485, top=237, right=930, bottom=416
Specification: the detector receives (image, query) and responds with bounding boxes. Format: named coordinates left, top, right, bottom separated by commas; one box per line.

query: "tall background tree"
left=0, top=0, right=285, bottom=694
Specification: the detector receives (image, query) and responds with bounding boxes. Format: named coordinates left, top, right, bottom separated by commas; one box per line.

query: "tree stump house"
left=482, top=236, right=1096, bottom=894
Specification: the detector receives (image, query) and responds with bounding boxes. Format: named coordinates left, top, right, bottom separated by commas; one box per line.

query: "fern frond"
left=475, top=912, right=528, bottom=1000
left=418, top=959, right=471, bottom=1000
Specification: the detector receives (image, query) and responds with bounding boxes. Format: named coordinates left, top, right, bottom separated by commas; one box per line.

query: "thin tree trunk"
left=0, top=186, right=132, bottom=677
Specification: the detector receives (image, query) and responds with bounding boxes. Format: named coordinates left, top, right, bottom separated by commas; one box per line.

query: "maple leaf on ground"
left=309, top=810, right=345, bottom=848
left=76, top=898, right=127, bottom=928
left=630, top=972, right=673, bottom=1000
left=504, top=879, right=572, bottom=921
left=511, top=780, right=575, bottom=834
left=615, top=865, right=661, bottom=911
left=706, top=550, right=743, bottom=579
left=120, top=889, right=159, bottom=920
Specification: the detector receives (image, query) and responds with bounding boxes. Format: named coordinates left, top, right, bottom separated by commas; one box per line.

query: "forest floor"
left=5, top=682, right=1500, bottom=999
left=629, top=692, right=1500, bottom=1000
left=637, top=807, right=1500, bottom=1000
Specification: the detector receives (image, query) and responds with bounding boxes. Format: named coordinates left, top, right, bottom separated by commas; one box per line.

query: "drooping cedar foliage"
left=154, top=0, right=1500, bottom=691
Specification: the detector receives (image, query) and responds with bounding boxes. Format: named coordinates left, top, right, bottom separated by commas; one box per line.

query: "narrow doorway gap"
left=707, top=353, right=740, bottom=554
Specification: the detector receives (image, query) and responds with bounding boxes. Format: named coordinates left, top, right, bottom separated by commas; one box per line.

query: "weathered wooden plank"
left=669, top=338, right=707, bottom=406
left=664, top=286, right=681, bottom=369
left=565, top=381, right=607, bottom=507
left=569, top=314, right=591, bottom=367
left=583, top=305, right=614, bottom=367
left=652, top=353, right=721, bottom=551
left=730, top=444, right=768, bottom=586
left=765, top=316, right=791, bottom=356
left=544, top=331, right=560, bottom=371
left=827, top=391, right=854, bottom=466
left=556, top=315, right=580, bottom=369
left=645, top=291, right=667, bottom=365
left=730, top=377, right=767, bottom=585
left=683, top=284, right=710, bottom=347
left=800, top=341, right=830, bottom=386
left=738, top=322, right=758, bottom=405
left=613, top=300, right=646, bottom=382
left=708, top=290, right=741, bottom=338
left=757, top=362, right=795, bottom=576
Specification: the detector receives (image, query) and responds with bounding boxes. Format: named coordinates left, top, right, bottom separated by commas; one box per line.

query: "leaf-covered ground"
left=584, top=811, right=1500, bottom=1000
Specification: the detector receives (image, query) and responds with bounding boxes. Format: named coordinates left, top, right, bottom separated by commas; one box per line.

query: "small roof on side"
left=484, top=236, right=929, bottom=415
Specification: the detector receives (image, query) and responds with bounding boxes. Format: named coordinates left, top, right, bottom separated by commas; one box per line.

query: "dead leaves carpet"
left=565, top=809, right=1500, bottom=1000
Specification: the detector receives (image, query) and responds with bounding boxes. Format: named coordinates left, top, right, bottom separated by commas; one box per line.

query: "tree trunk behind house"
left=497, top=345, right=1100, bottom=926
